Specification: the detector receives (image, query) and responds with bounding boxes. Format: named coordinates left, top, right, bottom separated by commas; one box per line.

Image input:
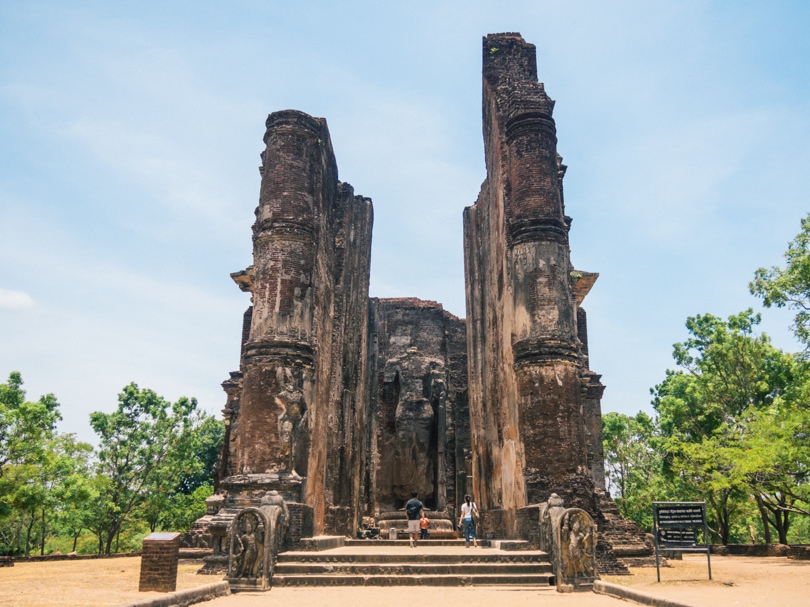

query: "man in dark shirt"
left=404, top=490, right=424, bottom=548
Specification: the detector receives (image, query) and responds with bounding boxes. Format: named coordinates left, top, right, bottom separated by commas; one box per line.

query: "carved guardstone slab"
left=139, top=532, right=181, bottom=592
left=227, top=491, right=289, bottom=592
left=540, top=494, right=598, bottom=592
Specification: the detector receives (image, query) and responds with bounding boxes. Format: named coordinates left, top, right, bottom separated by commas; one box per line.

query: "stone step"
left=278, top=551, right=549, bottom=564
left=275, top=562, right=552, bottom=575
left=345, top=539, right=471, bottom=547
left=272, top=573, right=555, bottom=586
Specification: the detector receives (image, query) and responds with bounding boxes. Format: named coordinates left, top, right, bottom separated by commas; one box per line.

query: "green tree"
left=176, top=416, right=223, bottom=495
left=0, top=372, right=61, bottom=489
left=652, top=310, right=796, bottom=544
left=140, top=415, right=223, bottom=533
left=50, top=435, right=95, bottom=553
left=739, top=371, right=810, bottom=543
left=0, top=372, right=62, bottom=555
left=89, top=383, right=202, bottom=554
left=602, top=411, right=669, bottom=529
left=751, top=213, right=810, bottom=350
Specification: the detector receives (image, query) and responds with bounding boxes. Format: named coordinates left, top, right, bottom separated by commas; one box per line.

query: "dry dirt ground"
left=0, top=552, right=808, bottom=607
left=602, top=553, right=810, bottom=607
left=0, top=557, right=204, bottom=607
left=210, top=585, right=622, bottom=607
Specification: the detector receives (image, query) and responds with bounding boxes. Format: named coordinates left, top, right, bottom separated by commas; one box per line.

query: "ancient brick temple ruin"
left=464, top=33, right=605, bottom=529
left=197, top=32, right=652, bottom=573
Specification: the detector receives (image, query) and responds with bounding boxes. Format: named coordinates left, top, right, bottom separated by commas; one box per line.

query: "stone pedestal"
left=199, top=473, right=312, bottom=575
left=376, top=510, right=456, bottom=538
left=139, top=532, right=181, bottom=592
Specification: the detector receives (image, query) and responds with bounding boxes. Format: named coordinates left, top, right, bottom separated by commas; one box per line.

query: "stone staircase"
left=272, top=540, right=555, bottom=586
left=596, top=494, right=657, bottom=571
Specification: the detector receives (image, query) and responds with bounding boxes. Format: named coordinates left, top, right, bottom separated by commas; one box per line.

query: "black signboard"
left=657, top=528, right=696, bottom=547
left=652, top=502, right=711, bottom=582
left=656, top=505, right=705, bottom=528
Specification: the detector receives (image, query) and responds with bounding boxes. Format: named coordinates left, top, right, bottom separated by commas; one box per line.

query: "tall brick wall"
left=464, top=33, right=601, bottom=534
left=222, top=110, right=373, bottom=535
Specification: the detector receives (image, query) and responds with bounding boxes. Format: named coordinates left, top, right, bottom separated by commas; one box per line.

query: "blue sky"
left=1, top=1, right=808, bottom=444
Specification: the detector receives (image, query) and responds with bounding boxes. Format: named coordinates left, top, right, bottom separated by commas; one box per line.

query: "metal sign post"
left=652, top=502, right=712, bottom=582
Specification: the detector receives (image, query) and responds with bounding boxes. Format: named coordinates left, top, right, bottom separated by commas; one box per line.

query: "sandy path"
left=209, top=586, right=621, bottom=607
left=602, top=553, right=810, bottom=607
left=1, top=552, right=808, bottom=607
left=0, top=557, right=206, bottom=607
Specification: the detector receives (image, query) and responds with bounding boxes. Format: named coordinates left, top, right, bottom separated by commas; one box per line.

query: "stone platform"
left=271, top=544, right=554, bottom=586
left=346, top=539, right=476, bottom=547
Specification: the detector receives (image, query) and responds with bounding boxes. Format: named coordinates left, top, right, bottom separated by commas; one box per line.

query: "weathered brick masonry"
left=139, top=532, right=181, bottom=592
left=219, top=110, right=373, bottom=536
left=463, top=33, right=605, bottom=535
left=199, top=32, right=652, bottom=573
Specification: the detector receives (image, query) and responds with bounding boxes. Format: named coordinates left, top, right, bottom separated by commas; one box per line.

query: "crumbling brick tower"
left=463, top=33, right=605, bottom=536
left=222, top=110, right=373, bottom=536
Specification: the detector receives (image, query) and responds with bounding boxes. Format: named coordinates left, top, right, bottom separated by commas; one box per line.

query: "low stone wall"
left=489, top=540, right=531, bottom=551
left=711, top=544, right=790, bottom=557
left=10, top=551, right=141, bottom=562
left=788, top=545, right=810, bottom=560
left=115, top=581, right=230, bottom=607
left=295, top=536, right=345, bottom=551
left=594, top=580, right=702, bottom=607
left=178, top=548, right=212, bottom=560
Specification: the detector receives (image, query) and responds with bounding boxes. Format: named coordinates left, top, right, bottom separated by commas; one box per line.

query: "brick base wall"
left=139, top=533, right=181, bottom=593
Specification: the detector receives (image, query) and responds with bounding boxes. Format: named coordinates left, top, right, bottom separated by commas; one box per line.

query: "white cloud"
left=0, top=289, right=35, bottom=310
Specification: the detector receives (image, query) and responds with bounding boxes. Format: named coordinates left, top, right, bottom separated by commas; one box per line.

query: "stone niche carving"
left=227, top=491, right=289, bottom=592
left=365, top=298, right=466, bottom=538
left=273, top=366, right=308, bottom=476
left=390, top=363, right=441, bottom=503
left=540, top=493, right=598, bottom=592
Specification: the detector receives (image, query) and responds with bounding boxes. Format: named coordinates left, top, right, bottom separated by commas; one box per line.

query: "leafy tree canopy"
left=751, top=213, right=810, bottom=350
left=89, top=383, right=203, bottom=553
left=651, top=310, right=805, bottom=544
left=0, top=372, right=61, bottom=476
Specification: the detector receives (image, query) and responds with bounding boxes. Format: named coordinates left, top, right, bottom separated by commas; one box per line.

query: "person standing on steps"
left=420, top=512, right=430, bottom=540
left=458, top=494, right=479, bottom=548
left=405, top=490, right=425, bottom=548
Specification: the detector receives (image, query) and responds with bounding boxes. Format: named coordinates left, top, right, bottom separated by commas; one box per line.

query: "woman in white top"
left=458, top=494, right=478, bottom=547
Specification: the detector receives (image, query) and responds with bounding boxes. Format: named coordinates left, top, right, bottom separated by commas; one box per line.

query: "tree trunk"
left=754, top=495, right=772, bottom=544
left=713, top=495, right=731, bottom=545
left=105, top=521, right=120, bottom=555
left=774, top=499, right=790, bottom=545
left=12, top=517, right=23, bottom=556
left=760, top=494, right=791, bottom=545
left=24, top=513, right=36, bottom=557
left=40, top=507, right=46, bottom=556
left=72, top=534, right=78, bottom=553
